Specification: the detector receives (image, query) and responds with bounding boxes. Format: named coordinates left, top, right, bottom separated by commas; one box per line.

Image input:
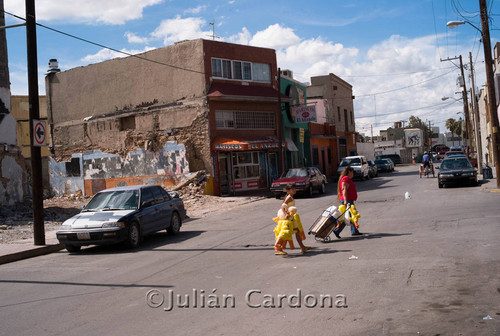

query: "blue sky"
left=3, top=0, right=499, bottom=135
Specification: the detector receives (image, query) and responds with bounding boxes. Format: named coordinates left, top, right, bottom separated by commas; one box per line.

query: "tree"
left=408, top=115, right=426, bottom=129
left=445, top=118, right=462, bottom=146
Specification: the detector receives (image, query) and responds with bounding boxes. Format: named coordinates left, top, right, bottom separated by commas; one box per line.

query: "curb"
left=0, top=244, right=64, bottom=265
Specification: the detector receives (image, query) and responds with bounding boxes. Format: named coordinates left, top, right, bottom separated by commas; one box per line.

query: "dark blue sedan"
left=56, top=185, right=186, bottom=252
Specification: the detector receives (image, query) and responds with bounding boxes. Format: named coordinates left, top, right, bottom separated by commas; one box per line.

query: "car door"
left=139, top=187, right=161, bottom=235
left=152, top=186, right=174, bottom=231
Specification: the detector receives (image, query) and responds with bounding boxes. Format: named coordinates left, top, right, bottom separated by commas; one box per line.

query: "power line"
left=1, top=9, right=205, bottom=75
left=356, top=100, right=456, bottom=119
left=355, top=68, right=457, bottom=97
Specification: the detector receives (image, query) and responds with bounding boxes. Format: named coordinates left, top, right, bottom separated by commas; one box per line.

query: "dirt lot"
left=0, top=181, right=265, bottom=244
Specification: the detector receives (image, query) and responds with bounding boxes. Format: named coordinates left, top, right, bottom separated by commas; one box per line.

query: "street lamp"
left=446, top=20, right=479, bottom=31
left=446, top=0, right=500, bottom=188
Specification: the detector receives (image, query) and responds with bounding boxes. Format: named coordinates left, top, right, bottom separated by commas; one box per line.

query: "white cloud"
left=4, top=0, right=162, bottom=25
left=151, top=16, right=211, bottom=45
left=125, top=32, right=150, bottom=44
left=227, top=27, right=252, bottom=45
left=249, top=24, right=301, bottom=50
left=228, top=0, right=236, bottom=4
left=81, top=47, right=155, bottom=64
left=184, top=5, right=207, bottom=15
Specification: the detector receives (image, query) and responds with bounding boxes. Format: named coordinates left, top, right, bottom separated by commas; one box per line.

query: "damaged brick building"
left=46, top=39, right=286, bottom=196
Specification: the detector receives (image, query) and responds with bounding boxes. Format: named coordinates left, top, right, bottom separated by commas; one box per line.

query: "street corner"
left=0, top=242, right=64, bottom=265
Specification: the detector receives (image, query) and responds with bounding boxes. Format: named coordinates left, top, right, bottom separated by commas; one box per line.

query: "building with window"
left=309, top=74, right=357, bottom=163
left=46, top=39, right=285, bottom=196
left=306, top=73, right=356, bottom=175
left=279, top=70, right=311, bottom=170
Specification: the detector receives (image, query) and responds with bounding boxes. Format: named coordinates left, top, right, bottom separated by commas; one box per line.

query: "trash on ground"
left=348, top=255, right=358, bottom=260
left=483, top=315, right=493, bottom=320
left=405, top=192, right=411, bottom=199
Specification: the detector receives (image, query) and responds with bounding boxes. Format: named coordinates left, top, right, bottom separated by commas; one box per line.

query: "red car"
left=270, top=167, right=327, bottom=198
left=468, top=152, right=478, bottom=167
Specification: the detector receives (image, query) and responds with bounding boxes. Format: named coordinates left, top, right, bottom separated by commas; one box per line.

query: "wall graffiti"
left=49, top=141, right=190, bottom=196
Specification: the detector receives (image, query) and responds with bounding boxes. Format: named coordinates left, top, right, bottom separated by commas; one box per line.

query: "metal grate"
left=216, top=111, right=275, bottom=129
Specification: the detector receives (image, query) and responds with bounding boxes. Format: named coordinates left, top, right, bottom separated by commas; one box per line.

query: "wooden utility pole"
left=469, top=52, right=483, bottom=169
left=26, top=0, right=45, bottom=245
left=458, top=55, right=472, bottom=150
left=479, top=0, right=500, bottom=188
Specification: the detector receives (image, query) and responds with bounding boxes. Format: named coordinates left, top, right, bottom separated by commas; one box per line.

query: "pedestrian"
left=273, top=183, right=311, bottom=254
left=333, top=166, right=362, bottom=238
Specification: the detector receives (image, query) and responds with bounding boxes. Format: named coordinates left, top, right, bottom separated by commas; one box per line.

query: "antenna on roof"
left=208, top=22, right=220, bottom=40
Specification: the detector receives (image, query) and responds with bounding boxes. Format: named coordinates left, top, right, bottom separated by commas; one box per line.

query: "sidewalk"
left=0, top=229, right=63, bottom=265
left=478, top=166, right=500, bottom=193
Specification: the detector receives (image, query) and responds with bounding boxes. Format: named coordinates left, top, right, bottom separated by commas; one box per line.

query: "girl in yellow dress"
left=273, top=184, right=311, bottom=255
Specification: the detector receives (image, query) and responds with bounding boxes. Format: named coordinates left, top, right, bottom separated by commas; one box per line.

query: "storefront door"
left=218, top=154, right=231, bottom=196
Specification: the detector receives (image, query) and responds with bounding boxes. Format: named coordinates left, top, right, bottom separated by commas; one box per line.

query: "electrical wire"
left=1, top=9, right=206, bottom=75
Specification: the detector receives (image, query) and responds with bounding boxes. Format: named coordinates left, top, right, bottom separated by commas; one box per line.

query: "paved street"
left=1, top=165, right=499, bottom=336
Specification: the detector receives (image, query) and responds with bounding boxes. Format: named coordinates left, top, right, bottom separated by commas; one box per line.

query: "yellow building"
left=10, top=95, right=50, bottom=193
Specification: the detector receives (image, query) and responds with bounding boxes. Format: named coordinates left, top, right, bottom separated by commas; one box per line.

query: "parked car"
left=468, top=152, right=478, bottom=167
left=374, top=159, right=391, bottom=172
left=444, top=151, right=465, bottom=159
left=381, top=158, right=395, bottom=171
left=336, top=155, right=370, bottom=180
left=376, top=154, right=401, bottom=165
left=449, top=146, right=464, bottom=152
left=437, top=156, right=478, bottom=188
left=270, top=167, right=327, bottom=198
left=367, top=160, right=378, bottom=177
left=56, top=185, right=186, bottom=252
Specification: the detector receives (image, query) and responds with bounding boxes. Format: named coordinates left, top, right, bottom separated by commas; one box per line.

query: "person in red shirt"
left=333, top=166, right=363, bottom=238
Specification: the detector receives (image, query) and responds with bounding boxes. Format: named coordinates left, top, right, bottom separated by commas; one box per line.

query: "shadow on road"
left=63, top=230, right=205, bottom=255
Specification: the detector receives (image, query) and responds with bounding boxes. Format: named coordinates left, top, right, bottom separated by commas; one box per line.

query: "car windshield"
left=340, top=158, right=361, bottom=166
left=374, top=160, right=386, bottom=164
left=441, top=158, right=472, bottom=170
left=83, top=190, right=139, bottom=211
left=285, top=169, right=308, bottom=177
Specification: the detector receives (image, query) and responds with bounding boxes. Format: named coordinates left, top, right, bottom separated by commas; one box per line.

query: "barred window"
left=216, top=111, right=275, bottom=129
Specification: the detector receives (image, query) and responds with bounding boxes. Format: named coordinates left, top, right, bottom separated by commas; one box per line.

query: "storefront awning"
left=213, top=137, right=280, bottom=151
left=208, top=82, right=290, bottom=102
left=285, top=137, right=299, bottom=151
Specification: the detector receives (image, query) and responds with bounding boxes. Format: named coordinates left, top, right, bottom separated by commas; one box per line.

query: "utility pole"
left=277, top=68, right=285, bottom=173
left=26, top=0, right=45, bottom=245
left=458, top=55, right=472, bottom=150
left=469, top=51, right=483, bottom=169
left=479, top=0, right=500, bottom=188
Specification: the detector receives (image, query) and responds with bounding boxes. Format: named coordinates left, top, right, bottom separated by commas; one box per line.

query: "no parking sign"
left=33, top=120, right=47, bottom=147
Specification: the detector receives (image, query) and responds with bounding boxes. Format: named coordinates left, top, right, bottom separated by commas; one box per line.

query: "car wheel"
left=319, top=182, right=326, bottom=194
left=167, top=212, right=181, bottom=235
left=65, top=244, right=81, bottom=253
left=438, top=182, right=443, bottom=188
left=307, top=185, right=313, bottom=197
left=275, top=194, right=281, bottom=199
left=126, top=223, right=141, bottom=249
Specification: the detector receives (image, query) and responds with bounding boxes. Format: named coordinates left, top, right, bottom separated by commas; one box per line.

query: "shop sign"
left=214, top=142, right=279, bottom=151
left=295, top=106, right=317, bottom=123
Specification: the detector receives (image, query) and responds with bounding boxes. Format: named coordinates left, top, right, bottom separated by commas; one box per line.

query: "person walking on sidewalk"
left=333, top=166, right=362, bottom=238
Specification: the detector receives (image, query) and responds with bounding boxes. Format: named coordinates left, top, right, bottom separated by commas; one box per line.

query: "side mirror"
left=168, top=191, right=180, bottom=199
left=141, top=201, right=152, bottom=208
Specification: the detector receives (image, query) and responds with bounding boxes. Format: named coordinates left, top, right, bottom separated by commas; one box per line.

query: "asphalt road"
left=1, top=165, right=499, bottom=336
